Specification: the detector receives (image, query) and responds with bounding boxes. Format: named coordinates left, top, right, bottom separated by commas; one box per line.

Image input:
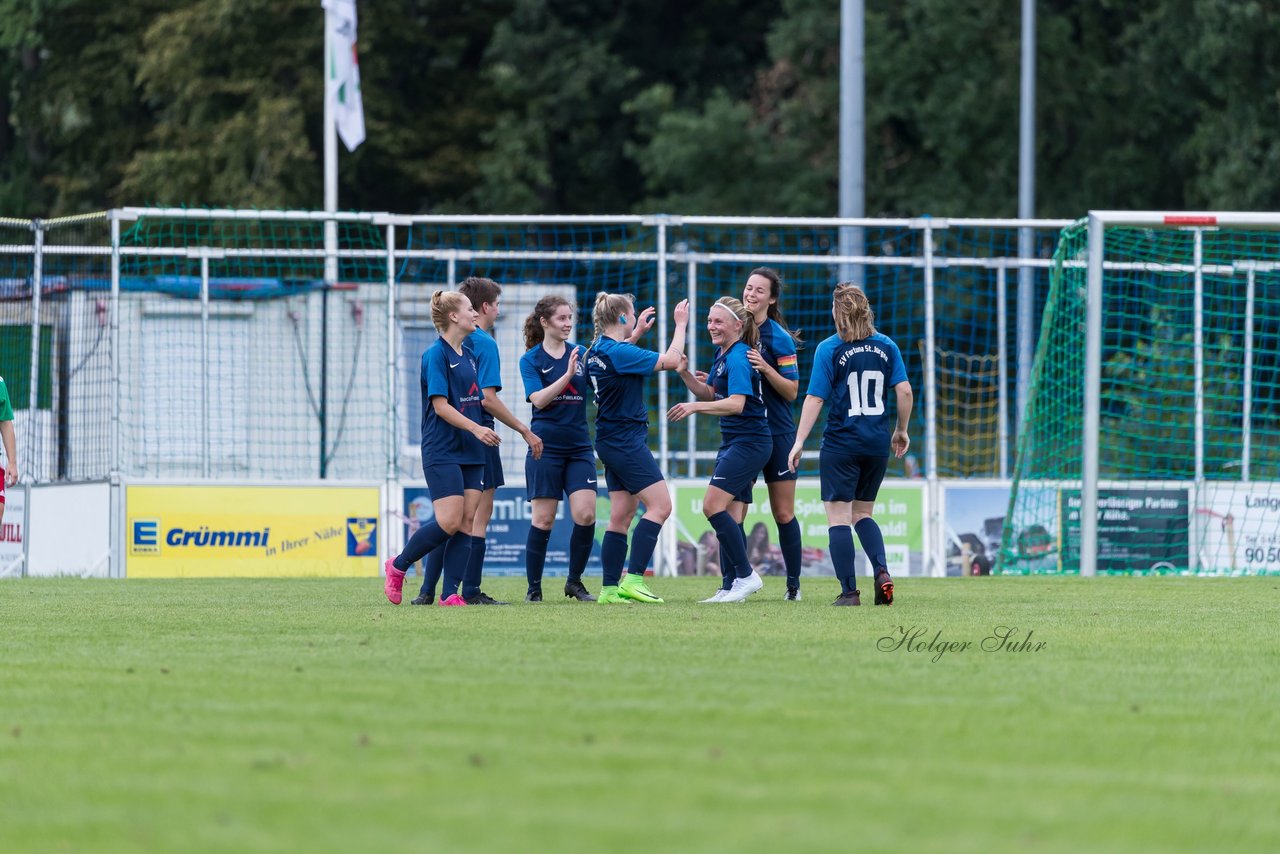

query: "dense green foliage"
left=3, top=1, right=1280, bottom=216
left=2, top=576, right=1277, bottom=852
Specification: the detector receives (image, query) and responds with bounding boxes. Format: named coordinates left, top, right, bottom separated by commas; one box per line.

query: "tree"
left=0, top=1, right=172, bottom=215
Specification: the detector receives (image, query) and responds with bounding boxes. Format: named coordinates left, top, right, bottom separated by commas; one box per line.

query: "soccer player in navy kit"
left=587, top=292, right=689, bottom=604
left=788, top=284, right=913, bottom=606
left=670, top=297, right=772, bottom=603
left=412, top=277, right=543, bottom=606
left=519, top=295, right=597, bottom=602
left=384, top=291, right=501, bottom=607
left=741, top=268, right=805, bottom=599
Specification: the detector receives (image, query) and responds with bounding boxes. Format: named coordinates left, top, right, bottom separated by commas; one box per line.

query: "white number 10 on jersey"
left=846, top=370, right=885, bottom=416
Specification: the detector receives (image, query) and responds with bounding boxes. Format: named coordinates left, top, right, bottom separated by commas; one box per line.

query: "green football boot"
left=618, top=573, right=664, bottom=604
left=597, top=586, right=631, bottom=604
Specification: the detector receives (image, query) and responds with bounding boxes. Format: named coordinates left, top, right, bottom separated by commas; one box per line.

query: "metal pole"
left=838, top=0, right=865, bottom=286
left=446, top=253, right=456, bottom=288
left=109, top=213, right=123, bottom=577
left=1243, top=269, right=1255, bottom=482
left=22, top=221, right=44, bottom=576
left=1193, top=229, right=1204, bottom=485
left=922, top=222, right=940, bottom=573
left=1081, top=214, right=1104, bottom=577
left=1016, top=0, right=1037, bottom=429
left=319, top=284, right=329, bottom=479
left=996, top=263, right=1009, bottom=478
left=923, top=224, right=938, bottom=480
left=386, top=224, right=399, bottom=484
left=686, top=259, right=698, bottom=479
left=321, top=12, right=338, bottom=477
left=386, top=223, right=400, bottom=563
left=656, top=222, right=670, bottom=477
left=200, top=253, right=211, bottom=479
left=323, top=8, right=338, bottom=286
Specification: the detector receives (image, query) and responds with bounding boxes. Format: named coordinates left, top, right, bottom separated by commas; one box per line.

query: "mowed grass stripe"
left=1, top=577, right=1276, bottom=853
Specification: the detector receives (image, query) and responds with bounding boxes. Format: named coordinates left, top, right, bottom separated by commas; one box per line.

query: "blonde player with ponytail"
left=383, top=291, right=499, bottom=607
left=788, top=284, right=913, bottom=606
left=669, top=297, right=772, bottom=603
left=586, top=292, right=689, bottom=604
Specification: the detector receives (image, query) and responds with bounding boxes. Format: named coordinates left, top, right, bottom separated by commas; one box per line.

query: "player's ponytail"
left=713, top=296, right=759, bottom=350
left=750, top=266, right=803, bottom=346
left=833, top=283, right=877, bottom=342
left=592, top=292, right=634, bottom=344
left=524, top=295, right=572, bottom=350
left=430, top=290, right=471, bottom=333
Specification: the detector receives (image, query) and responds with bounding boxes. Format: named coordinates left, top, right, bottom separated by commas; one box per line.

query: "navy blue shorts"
left=423, top=463, right=485, bottom=498
left=709, top=437, right=772, bottom=504
left=762, top=432, right=799, bottom=484
left=819, top=452, right=888, bottom=503
left=482, top=445, right=505, bottom=491
left=526, top=448, right=599, bottom=500
left=596, top=436, right=664, bottom=495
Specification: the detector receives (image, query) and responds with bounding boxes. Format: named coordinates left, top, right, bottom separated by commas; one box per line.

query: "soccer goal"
left=1003, top=212, right=1280, bottom=576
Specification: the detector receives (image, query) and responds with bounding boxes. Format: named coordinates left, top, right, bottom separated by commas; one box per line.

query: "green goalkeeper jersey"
left=0, top=376, right=13, bottom=421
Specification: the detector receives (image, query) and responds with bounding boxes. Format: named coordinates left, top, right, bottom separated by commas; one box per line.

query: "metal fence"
left=0, top=209, right=1073, bottom=491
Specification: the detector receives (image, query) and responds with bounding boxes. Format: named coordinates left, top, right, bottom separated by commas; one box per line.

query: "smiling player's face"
left=453, top=305, right=479, bottom=333
left=707, top=305, right=740, bottom=347
left=742, top=275, right=773, bottom=317
left=543, top=304, right=575, bottom=342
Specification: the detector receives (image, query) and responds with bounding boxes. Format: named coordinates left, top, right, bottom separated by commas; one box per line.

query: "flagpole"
left=323, top=6, right=338, bottom=285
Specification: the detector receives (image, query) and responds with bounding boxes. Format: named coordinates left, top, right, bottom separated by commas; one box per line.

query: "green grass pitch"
left=2, top=576, right=1277, bottom=853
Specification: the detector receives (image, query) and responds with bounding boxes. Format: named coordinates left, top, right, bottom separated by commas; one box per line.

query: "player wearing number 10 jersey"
left=788, top=284, right=913, bottom=607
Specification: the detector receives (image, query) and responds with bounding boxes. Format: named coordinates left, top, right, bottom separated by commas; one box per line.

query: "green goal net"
left=1003, top=217, right=1280, bottom=575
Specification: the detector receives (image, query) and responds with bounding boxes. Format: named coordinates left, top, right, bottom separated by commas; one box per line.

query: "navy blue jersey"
left=709, top=341, right=768, bottom=444
left=757, top=318, right=800, bottom=436
left=586, top=336, right=660, bottom=443
left=421, top=338, right=488, bottom=465
left=519, top=342, right=591, bottom=453
left=806, top=332, right=908, bottom=457
left=466, top=326, right=502, bottom=428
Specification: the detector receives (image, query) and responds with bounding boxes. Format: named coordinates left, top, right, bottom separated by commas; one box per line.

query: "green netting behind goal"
left=1003, top=221, right=1280, bottom=575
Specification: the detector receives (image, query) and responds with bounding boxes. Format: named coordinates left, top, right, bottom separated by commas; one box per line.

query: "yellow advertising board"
left=126, top=485, right=380, bottom=578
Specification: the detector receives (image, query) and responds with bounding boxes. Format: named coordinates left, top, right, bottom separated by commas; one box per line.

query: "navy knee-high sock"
left=462, top=535, right=487, bottom=599
left=568, top=523, right=595, bottom=583
left=601, top=530, right=628, bottom=587
left=526, top=525, right=552, bottom=590
left=709, top=511, right=752, bottom=579
left=626, top=518, right=663, bottom=577
left=418, top=546, right=444, bottom=598
left=722, top=522, right=748, bottom=589
left=855, top=518, right=888, bottom=578
left=779, top=517, right=803, bottom=589
left=439, top=532, right=472, bottom=597
left=395, top=520, right=452, bottom=571
left=719, top=544, right=737, bottom=590
left=829, top=525, right=857, bottom=595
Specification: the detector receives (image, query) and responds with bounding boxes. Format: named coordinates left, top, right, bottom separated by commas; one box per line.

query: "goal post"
left=1004, top=211, right=1280, bottom=577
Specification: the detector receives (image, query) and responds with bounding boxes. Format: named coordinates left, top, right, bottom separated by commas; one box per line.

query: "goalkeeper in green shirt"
left=0, top=376, right=18, bottom=523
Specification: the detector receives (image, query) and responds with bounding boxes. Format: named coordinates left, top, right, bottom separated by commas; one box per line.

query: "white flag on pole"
left=323, top=0, right=365, bottom=151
